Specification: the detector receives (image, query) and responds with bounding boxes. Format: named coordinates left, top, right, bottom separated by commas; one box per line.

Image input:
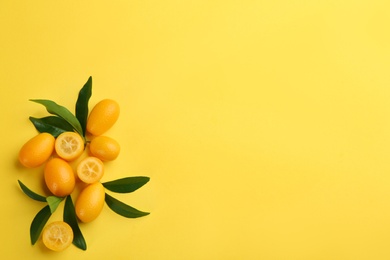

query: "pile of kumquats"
left=17, top=77, right=150, bottom=252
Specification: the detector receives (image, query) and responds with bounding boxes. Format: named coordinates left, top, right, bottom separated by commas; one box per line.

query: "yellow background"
left=1, top=0, right=390, bottom=259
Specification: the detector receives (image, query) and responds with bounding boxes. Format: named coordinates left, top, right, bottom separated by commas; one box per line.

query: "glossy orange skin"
left=86, top=99, right=120, bottom=136
left=18, top=133, right=55, bottom=168
left=75, top=182, right=105, bottom=223
left=44, top=158, right=75, bottom=197
left=89, top=136, right=120, bottom=161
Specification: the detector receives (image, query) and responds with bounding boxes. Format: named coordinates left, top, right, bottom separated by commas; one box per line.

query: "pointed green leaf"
left=105, top=193, right=149, bottom=218
left=103, top=177, right=150, bottom=193
left=29, top=116, right=74, bottom=137
left=46, top=196, right=64, bottom=214
left=30, top=205, right=52, bottom=245
left=75, top=76, right=92, bottom=136
left=18, top=180, right=46, bottom=202
left=64, top=196, right=87, bottom=250
left=29, top=99, right=83, bottom=136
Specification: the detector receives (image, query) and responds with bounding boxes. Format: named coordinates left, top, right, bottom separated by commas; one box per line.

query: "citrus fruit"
left=86, top=99, right=120, bottom=136
left=75, top=182, right=105, bottom=223
left=77, top=156, right=104, bottom=184
left=42, top=221, right=73, bottom=252
left=55, top=132, right=84, bottom=161
left=89, top=136, right=120, bottom=161
left=18, top=133, right=55, bottom=168
left=44, top=158, right=75, bottom=197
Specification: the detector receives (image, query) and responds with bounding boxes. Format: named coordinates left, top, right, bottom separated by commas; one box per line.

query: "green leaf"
left=103, top=177, right=150, bottom=193
left=105, top=193, right=149, bottom=218
left=46, top=196, right=64, bottom=214
left=29, top=99, right=83, bottom=137
left=64, top=196, right=87, bottom=250
left=29, top=116, right=74, bottom=137
left=30, top=205, right=52, bottom=245
left=18, top=180, right=46, bottom=202
left=75, top=76, right=92, bottom=136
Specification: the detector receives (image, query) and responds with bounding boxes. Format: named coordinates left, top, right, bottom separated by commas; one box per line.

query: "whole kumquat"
left=44, top=158, right=75, bottom=197
left=86, top=99, right=120, bottom=136
left=75, top=182, right=105, bottom=223
left=89, top=136, right=120, bottom=161
left=18, top=133, right=55, bottom=168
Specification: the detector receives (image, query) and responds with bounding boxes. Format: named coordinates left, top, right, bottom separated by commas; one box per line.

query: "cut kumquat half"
left=77, top=156, right=104, bottom=184
left=55, top=132, right=84, bottom=161
left=42, top=221, right=74, bottom=252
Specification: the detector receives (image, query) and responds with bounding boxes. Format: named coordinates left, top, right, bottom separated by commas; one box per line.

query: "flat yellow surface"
left=1, top=0, right=390, bottom=259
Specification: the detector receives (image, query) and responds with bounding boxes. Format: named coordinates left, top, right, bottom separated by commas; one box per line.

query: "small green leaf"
left=103, top=177, right=150, bottom=193
left=18, top=180, right=46, bottom=202
left=30, top=205, right=52, bottom=245
left=64, top=196, right=87, bottom=250
left=105, top=193, right=149, bottom=218
left=29, top=99, right=83, bottom=137
left=46, top=196, right=64, bottom=214
left=29, top=116, right=75, bottom=137
left=75, top=76, right=92, bottom=136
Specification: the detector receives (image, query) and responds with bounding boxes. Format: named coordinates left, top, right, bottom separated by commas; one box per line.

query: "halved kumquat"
left=55, top=132, right=84, bottom=161
left=42, top=221, right=73, bottom=251
left=77, top=156, right=104, bottom=184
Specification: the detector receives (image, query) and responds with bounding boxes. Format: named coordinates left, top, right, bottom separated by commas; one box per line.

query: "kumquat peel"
left=17, top=77, right=150, bottom=251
